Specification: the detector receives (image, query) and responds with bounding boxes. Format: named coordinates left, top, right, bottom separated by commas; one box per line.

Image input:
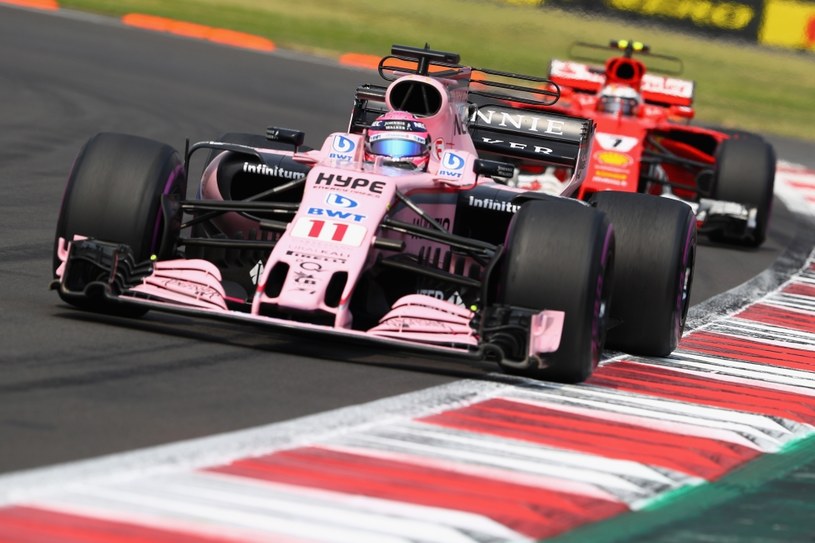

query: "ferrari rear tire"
left=496, top=199, right=614, bottom=383
left=54, top=132, right=186, bottom=311
left=590, top=191, right=696, bottom=356
left=710, top=136, right=776, bottom=247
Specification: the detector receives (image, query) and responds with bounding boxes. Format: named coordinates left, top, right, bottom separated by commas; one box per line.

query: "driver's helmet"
left=364, top=110, right=431, bottom=171
left=597, top=84, right=642, bottom=116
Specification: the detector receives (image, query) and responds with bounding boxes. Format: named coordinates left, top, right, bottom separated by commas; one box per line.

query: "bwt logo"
left=330, top=135, right=356, bottom=160
left=438, top=151, right=466, bottom=178
left=307, top=207, right=366, bottom=222
left=325, top=193, right=358, bottom=209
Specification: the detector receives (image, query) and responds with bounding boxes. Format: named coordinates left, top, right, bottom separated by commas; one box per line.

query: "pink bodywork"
left=56, top=70, right=567, bottom=360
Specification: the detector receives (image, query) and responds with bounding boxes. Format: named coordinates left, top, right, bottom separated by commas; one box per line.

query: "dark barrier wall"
left=542, top=0, right=763, bottom=41
left=533, top=0, right=815, bottom=51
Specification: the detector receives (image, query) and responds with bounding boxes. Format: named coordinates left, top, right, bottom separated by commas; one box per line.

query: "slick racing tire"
left=496, top=198, right=614, bottom=383
left=710, top=136, right=776, bottom=247
left=590, top=192, right=696, bottom=356
left=54, top=132, right=186, bottom=311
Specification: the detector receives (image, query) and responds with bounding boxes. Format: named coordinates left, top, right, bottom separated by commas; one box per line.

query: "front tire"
left=54, top=132, right=186, bottom=310
left=496, top=198, right=614, bottom=383
left=710, top=136, right=775, bottom=247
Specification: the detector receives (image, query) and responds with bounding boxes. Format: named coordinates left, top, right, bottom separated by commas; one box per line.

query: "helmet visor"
left=368, top=135, right=427, bottom=158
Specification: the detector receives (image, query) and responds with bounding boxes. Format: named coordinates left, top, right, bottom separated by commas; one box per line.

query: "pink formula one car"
left=52, top=45, right=696, bottom=383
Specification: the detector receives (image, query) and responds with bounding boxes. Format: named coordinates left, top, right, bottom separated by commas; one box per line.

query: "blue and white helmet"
left=364, top=110, right=431, bottom=170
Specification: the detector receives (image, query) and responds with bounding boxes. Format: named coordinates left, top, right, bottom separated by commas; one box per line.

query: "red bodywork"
left=532, top=53, right=728, bottom=202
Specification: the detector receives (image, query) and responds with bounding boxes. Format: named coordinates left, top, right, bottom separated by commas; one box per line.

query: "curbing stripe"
left=0, top=0, right=58, bottom=9
left=120, top=13, right=275, bottom=52
left=420, top=398, right=757, bottom=480
left=339, top=53, right=381, bottom=70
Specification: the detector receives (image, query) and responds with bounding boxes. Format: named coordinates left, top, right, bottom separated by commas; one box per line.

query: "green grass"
left=60, top=0, right=815, bottom=141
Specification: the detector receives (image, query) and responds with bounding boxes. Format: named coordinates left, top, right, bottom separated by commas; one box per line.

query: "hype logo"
left=439, top=151, right=466, bottom=178
left=330, top=135, right=356, bottom=160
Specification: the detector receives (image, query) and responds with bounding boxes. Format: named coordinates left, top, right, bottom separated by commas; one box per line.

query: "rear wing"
left=548, top=59, right=695, bottom=108
left=348, top=85, right=593, bottom=172
left=468, top=104, right=593, bottom=169
left=348, top=45, right=594, bottom=174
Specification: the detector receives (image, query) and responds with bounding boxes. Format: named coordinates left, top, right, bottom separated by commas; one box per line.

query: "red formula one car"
left=52, top=45, right=696, bottom=383
left=512, top=40, right=776, bottom=247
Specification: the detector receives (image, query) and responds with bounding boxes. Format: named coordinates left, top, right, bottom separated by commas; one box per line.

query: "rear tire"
left=710, top=136, right=775, bottom=247
left=54, top=132, right=186, bottom=311
left=590, top=192, right=695, bottom=356
left=496, top=199, right=614, bottom=383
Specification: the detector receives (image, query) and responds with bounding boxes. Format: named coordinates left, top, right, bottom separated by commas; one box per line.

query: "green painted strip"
left=543, top=433, right=815, bottom=543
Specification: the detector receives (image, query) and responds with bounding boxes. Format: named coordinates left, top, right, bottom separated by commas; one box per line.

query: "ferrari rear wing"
left=548, top=60, right=695, bottom=108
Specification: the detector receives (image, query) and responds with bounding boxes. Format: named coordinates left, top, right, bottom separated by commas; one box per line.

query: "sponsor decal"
left=290, top=259, right=327, bottom=295
left=641, top=74, right=695, bottom=99
left=417, top=289, right=466, bottom=306
left=250, top=260, right=264, bottom=285
left=596, top=151, right=633, bottom=167
left=313, top=172, right=387, bottom=194
left=438, top=151, right=466, bottom=179
left=417, top=289, right=445, bottom=300
left=383, top=317, right=458, bottom=332
left=471, top=108, right=568, bottom=136
left=290, top=217, right=367, bottom=246
left=306, top=207, right=366, bottom=222
left=468, top=195, right=519, bottom=213
left=370, top=119, right=427, bottom=131
left=595, top=133, right=640, bottom=152
left=606, top=0, right=757, bottom=31
left=433, top=138, right=445, bottom=160
left=476, top=137, right=555, bottom=156
left=592, top=172, right=629, bottom=186
left=286, top=248, right=349, bottom=264
left=594, top=169, right=629, bottom=180
left=162, top=279, right=222, bottom=301
left=540, top=0, right=762, bottom=40
left=329, top=135, right=356, bottom=161
left=332, top=135, right=356, bottom=153
left=325, top=193, right=358, bottom=209
left=242, top=162, right=303, bottom=179
left=550, top=60, right=605, bottom=84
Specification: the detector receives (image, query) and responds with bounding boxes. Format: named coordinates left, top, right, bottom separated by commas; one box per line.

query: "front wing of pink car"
left=53, top=236, right=565, bottom=372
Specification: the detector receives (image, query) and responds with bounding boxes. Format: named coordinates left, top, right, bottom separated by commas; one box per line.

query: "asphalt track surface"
left=1, top=4, right=814, bottom=538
